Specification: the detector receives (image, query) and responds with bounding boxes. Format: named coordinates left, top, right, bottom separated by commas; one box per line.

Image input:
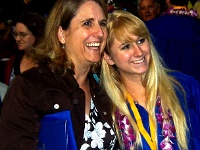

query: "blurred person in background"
left=5, top=12, right=46, bottom=85
left=145, top=0, right=200, bottom=83
left=137, top=0, right=160, bottom=21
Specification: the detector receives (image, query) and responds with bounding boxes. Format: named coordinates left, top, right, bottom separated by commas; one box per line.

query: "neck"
left=72, top=59, right=92, bottom=85
left=125, top=82, right=147, bottom=109
left=74, top=68, right=90, bottom=87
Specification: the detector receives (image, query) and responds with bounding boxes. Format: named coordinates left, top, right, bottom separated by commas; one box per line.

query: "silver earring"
left=62, top=44, right=65, bottom=49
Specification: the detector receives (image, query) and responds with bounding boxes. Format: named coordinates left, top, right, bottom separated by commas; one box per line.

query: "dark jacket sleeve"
left=0, top=76, right=40, bottom=150
left=0, top=67, right=74, bottom=150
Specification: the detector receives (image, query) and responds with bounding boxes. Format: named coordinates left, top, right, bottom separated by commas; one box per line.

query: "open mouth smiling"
left=86, top=42, right=100, bottom=47
left=132, top=57, right=145, bottom=64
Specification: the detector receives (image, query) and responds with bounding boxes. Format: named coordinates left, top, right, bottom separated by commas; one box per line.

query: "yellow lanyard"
left=126, top=92, right=157, bottom=150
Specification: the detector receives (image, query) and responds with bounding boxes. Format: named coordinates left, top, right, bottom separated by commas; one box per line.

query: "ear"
left=58, top=26, right=65, bottom=44
left=103, top=52, right=115, bottom=65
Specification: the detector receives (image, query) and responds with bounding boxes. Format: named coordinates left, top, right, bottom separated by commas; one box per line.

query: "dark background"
left=0, top=0, right=174, bottom=22
left=0, top=0, right=197, bottom=21
left=0, top=0, right=56, bottom=21
left=0, top=0, right=141, bottom=21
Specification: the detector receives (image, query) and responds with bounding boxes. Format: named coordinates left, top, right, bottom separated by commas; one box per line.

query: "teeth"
left=86, top=42, right=100, bottom=47
left=133, top=58, right=145, bottom=64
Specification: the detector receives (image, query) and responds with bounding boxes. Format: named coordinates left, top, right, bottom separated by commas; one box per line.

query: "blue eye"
left=138, top=38, right=145, bottom=44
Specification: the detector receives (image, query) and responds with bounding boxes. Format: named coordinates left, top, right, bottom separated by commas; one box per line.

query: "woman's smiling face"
left=13, top=22, right=36, bottom=51
left=106, top=33, right=151, bottom=78
left=62, top=1, right=108, bottom=67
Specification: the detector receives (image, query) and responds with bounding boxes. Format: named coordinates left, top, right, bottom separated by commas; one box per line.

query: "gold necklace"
left=126, top=92, right=157, bottom=150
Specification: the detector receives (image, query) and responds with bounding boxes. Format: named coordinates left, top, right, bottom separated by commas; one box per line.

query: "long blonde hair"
left=100, top=10, right=188, bottom=149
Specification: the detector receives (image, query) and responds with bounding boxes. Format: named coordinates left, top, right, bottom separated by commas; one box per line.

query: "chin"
left=137, top=68, right=149, bottom=75
left=90, top=56, right=101, bottom=62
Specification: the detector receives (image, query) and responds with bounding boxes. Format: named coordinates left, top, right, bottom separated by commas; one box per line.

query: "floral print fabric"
left=80, top=99, right=116, bottom=150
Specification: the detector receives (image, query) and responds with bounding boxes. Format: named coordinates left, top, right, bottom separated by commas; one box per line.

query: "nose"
left=93, top=24, right=104, bottom=37
left=15, top=35, right=22, bottom=42
left=144, top=7, right=150, bottom=13
left=132, top=43, right=143, bottom=56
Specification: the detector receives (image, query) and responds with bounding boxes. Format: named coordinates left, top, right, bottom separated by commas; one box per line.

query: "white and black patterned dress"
left=80, top=99, right=117, bottom=150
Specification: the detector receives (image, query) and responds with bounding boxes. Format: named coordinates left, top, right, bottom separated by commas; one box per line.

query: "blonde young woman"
left=101, top=10, right=200, bottom=150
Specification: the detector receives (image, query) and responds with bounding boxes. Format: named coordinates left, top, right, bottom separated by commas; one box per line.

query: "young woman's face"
left=13, top=23, right=36, bottom=51
left=106, top=34, right=151, bottom=79
left=62, top=1, right=107, bottom=68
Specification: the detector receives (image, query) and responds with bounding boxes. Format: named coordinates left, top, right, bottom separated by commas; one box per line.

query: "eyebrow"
left=82, top=18, right=107, bottom=23
left=101, top=19, right=107, bottom=23
left=118, top=43, right=127, bottom=49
